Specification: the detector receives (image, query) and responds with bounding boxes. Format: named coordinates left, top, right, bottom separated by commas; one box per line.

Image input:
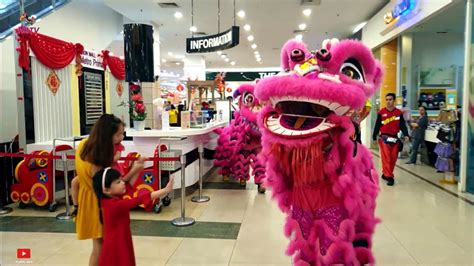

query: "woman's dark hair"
left=171, top=105, right=176, bottom=110
left=419, top=106, right=427, bottom=112
left=80, top=114, right=125, bottom=167
left=92, top=168, right=121, bottom=224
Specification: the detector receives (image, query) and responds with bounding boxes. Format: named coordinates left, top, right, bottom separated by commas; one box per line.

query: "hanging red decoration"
left=176, top=84, right=184, bottom=92
left=15, top=27, right=84, bottom=73
left=101, top=50, right=125, bottom=80
left=46, top=70, right=61, bottom=96
left=226, top=87, right=232, bottom=93
left=116, top=81, right=124, bottom=97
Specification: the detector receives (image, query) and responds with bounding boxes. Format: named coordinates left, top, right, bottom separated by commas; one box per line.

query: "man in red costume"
left=373, top=93, right=409, bottom=186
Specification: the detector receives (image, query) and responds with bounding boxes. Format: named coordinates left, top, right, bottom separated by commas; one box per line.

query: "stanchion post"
left=171, top=154, right=195, bottom=226
left=56, top=153, right=73, bottom=220
left=191, top=144, right=210, bottom=203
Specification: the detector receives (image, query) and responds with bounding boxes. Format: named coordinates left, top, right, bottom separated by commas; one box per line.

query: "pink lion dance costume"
left=214, top=84, right=266, bottom=193
left=255, top=39, right=383, bottom=265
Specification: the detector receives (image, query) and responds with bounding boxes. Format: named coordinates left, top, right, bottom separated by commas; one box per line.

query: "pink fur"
left=214, top=84, right=266, bottom=184
left=255, top=39, right=382, bottom=265
left=280, top=40, right=311, bottom=71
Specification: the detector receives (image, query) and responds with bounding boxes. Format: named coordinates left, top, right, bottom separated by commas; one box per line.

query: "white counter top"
left=126, top=121, right=227, bottom=138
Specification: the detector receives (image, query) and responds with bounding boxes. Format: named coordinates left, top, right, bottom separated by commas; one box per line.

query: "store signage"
left=16, top=25, right=40, bottom=34
left=81, top=50, right=103, bottom=70
left=186, top=26, right=240, bottom=53
left=384, top=0, right=413, bottom=24
left=206, top=71, right=279, bottom=82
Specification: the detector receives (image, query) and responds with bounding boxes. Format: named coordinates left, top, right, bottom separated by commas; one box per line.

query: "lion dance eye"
left=290, top=49, right=305, bottom=63
left=315, top=49, right=331, bottom=61
left=340, top=59, right=364, bottom=82
left=243, top=92, right=255, bottom=106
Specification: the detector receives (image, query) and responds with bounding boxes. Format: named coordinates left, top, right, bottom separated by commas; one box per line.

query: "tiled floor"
left=1, top=160, right=474, bottom=265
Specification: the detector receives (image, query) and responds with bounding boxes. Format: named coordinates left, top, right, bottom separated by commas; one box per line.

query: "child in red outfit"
left=71, top=142, right=142, bottom=216
left=92, top=167, right=174, bottom=266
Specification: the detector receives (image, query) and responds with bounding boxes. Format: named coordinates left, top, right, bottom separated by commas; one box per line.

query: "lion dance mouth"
left=264, top=97, right=351, bottom=138
left=255, top=38, right=383, bottom=265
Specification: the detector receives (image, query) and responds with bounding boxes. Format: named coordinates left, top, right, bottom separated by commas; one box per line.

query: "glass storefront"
left=464, top=0, right=474, bottom=193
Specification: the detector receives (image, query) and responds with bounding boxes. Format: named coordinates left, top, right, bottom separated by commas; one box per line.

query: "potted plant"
left=131, top=92, right=147, bottom=130
left=127, top=82, right=147, bottom=130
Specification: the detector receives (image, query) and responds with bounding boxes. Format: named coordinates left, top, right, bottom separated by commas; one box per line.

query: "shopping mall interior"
left=0, top=0, right=474, bottom=265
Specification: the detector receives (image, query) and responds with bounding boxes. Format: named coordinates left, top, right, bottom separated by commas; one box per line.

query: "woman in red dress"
left=92, top=167, right=174, bottom=266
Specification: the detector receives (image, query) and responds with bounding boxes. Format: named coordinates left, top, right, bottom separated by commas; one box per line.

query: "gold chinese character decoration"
left=46, top=70, right=61, bottom=96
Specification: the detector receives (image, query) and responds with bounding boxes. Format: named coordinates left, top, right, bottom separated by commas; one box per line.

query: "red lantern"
left=226, top=87, right=232, bottom=93
left=176, top=84, right=184, bottom=92
left=218, top=84, right=225, bottom=92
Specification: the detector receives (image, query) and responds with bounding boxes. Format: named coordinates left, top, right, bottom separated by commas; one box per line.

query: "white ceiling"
left=104, top=0, right=388, bottom=77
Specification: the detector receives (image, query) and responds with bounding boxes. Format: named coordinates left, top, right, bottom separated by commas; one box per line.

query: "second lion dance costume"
left=214, top=84, right=266, bottom=193
left=254, top=38, right=383, bottom=265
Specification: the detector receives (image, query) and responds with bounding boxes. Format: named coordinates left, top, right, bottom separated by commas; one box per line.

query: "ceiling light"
left=174, top=11, right=183, bottom=19
left=256, top=58, right=262, bottom=62
left=247, top=35, right=254, bottom=41
left=243, top=24, right=251, bottom=31
left=168, top=52, right=173, bottom=56
left=230, top=61, right=236, bottom=65
left=190, top=26, right=197, bottom=32
left=221, top=54, right=226, bottom=59
left=217, top=51, right=222, bottom=55
left=295, top=34, right=303, bottom=41
left=251, top=44, right=257, bottom=49
left=299, top=23, right=307, bottom=30
left=162, top=59, right=167, bottom=63
left=353, top=21, right=367, bottom=34
left=176, top=62, right=181, bottom=65
left=254, top=51, right=259, bottom=55
left=303, top=9, right=311, bottom=16
left=237, top=10, right=245, bottom=18
left=225, top=58, right=229, bottom=62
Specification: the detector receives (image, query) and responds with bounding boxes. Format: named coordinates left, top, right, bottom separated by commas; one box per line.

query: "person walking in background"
left=373, top=93, right=410, bottom=186
left=169, top=105, right=178, bottom=127
left=406, top=106, right=428, bottom=164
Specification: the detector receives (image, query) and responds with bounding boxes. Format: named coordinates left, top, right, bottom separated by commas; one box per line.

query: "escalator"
left=0, top=0, right=69, bottom=40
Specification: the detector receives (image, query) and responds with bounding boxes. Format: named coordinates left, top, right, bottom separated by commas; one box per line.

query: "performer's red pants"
left=379, top=139, right=399, bottom=178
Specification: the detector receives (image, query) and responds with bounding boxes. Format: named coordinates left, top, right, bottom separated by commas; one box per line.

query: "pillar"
left=380, top=38, right=398, bottom=108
